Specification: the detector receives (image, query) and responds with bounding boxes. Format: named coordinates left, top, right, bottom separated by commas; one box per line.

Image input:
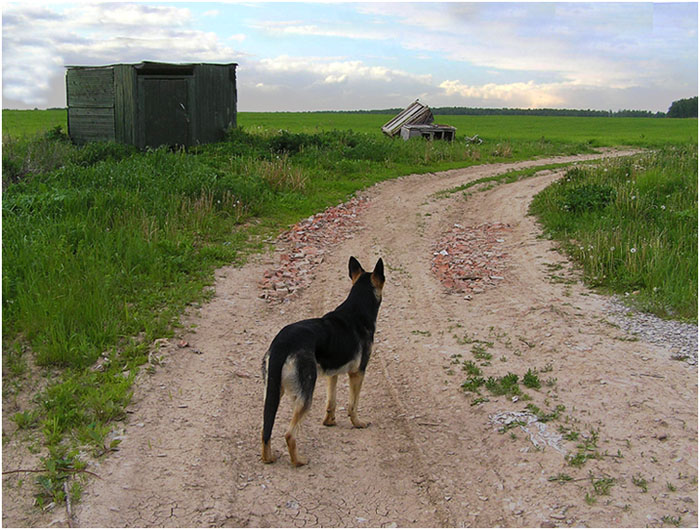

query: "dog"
left=261, top=256, right=385, bottom=467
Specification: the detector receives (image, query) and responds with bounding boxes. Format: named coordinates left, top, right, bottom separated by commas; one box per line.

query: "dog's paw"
left=261, top=454, right=277, bottom=464
left=323, top=414, right=337, bottom=426
left=351, top=419, right=371, bottom=429
left=291, top=456, right=309, bottom=467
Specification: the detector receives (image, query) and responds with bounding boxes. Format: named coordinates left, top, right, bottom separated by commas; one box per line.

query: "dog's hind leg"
left=348, top=371, right=370, bottom=428
left=283, top=353, right=316, bottom=467
left=285, top=397, right=311, bottom=467
left=323, top=375, right=338, bottom=426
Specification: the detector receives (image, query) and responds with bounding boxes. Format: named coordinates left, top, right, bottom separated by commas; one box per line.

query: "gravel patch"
left=258, top=196, right=370, bottom=303
left=431, top=222, right=511, bottom=297
left=605, top=297, right=698, bottom=366
left=490, top=411, right=567, bottom=455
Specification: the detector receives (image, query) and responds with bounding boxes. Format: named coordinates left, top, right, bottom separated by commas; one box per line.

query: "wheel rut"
left=62, top=150, right=696, bottom=528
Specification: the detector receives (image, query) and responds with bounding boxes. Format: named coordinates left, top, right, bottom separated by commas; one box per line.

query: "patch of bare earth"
left=4, top=151, right=696, bottom=528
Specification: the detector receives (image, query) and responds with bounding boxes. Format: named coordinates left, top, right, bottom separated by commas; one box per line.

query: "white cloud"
left=252, top=21, right=389, bottom=41
left=439, top=79, right=567, bottom=108
left=66, top=3, right=193, bottom=30
left=2, top=2, right=696, bottom=112
left=2, top=3, right=243, bottom=108
left=358, top=2, right=696, bottom=95
left=259, top=55, right=431, bottom=86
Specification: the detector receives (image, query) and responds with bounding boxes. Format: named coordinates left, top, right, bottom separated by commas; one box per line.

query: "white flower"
left=630, top=247, right=637, bottom=254
left=661, top=205, right=666, bottom=210
left=610, top=247, right=615, bottom=252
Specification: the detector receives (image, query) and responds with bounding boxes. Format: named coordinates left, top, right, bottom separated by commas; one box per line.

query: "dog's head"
left=349, top=256, right=385, bottom=301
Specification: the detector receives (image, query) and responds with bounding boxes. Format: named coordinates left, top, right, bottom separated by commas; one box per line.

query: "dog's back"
left=261, top=257, right=384, bottom=466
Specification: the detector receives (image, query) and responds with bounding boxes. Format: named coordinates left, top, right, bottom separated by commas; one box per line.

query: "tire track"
left=63, top=149, right=695, bottom=529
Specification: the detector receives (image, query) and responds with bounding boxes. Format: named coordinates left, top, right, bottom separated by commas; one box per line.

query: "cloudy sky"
left=2, top=2, right=697, bottom=112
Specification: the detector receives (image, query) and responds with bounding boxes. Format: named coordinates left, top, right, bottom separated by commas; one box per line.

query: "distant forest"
left=45, top=96, right=698, bottom=118
left=344, top=96, right=699, bottom=118
left=667, top=96, right=698, bottom=118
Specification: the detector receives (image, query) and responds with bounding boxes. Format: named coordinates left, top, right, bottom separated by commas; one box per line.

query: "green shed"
left=66, top=61, right=237, bottom=148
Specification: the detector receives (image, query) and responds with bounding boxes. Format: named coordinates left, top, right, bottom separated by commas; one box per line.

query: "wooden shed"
left=66, top=61, right=237, bottom=148
left=381, top=99, right=456, bottom=141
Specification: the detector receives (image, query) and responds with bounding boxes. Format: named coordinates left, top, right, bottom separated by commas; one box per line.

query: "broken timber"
left=381, top=99, right=456, bottom=141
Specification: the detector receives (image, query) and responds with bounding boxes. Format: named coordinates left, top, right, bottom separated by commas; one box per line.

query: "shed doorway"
left=139, top=76, right=193, bottom=148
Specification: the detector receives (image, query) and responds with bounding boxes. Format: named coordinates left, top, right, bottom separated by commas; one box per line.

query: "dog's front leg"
left=323, top=375, right=338, bottom=426
left=348, top=371, right=370, bottom=428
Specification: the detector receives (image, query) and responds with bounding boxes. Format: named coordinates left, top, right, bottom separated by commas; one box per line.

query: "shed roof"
left=66, top=61, right=237, bottom=71
left=381, top=99, right=434, bottom=137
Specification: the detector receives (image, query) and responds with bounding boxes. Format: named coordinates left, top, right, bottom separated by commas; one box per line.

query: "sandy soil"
left=4, top=151, right=697, bottom=527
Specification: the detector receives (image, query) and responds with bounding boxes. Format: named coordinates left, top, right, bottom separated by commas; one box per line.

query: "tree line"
left=667, top=97, right=698, bottom=118
left=346, top=97, right=698, bottom=118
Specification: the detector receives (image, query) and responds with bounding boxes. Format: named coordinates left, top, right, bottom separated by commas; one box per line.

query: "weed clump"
left=530, top=146, right=698, bottom=321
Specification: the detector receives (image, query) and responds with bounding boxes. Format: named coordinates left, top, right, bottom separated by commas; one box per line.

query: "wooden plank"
left=68, top=106, right=115, bottom=144
left=140, top=76, right=191, bottom=148
left=66, top=68, right=114, bottom=108
left=114, top=65, right=137, bottom=145
left=192, top=64, right=236, bottom=144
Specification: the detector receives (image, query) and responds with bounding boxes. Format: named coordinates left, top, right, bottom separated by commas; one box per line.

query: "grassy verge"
left=530, top=145, right=698, bottom=321
left=2, top=124, right=596, bottom=507
left=434, top=162, right=576, bottom=199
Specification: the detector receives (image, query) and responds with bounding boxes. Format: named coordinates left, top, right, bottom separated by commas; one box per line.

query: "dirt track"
left=8, top=152, right=698, bottom=527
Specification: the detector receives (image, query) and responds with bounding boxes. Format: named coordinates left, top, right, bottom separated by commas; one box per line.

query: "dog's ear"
left=349, top=256, right=365, bottom=284
left=371, top=258, right=385, bottom=289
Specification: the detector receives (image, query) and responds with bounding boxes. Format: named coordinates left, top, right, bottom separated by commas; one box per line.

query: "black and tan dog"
left=261, top=256, right=385, bottom=467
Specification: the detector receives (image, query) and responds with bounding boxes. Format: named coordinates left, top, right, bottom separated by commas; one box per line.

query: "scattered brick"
left=431, top=223, right=511, bottom=295
left=259, top=196, right=370, bottom=303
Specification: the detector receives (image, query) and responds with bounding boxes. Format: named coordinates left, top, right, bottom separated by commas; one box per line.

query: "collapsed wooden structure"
left=381, top=100, right=456, bottom=141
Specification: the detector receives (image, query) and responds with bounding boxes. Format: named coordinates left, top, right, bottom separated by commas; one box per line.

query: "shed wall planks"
left=113, top=65, right=137, bottom=145
left=66, top=62, right=237, bottom=148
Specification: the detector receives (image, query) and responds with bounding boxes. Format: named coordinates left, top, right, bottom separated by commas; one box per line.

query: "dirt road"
left=20, top=152, right=700, bottom=527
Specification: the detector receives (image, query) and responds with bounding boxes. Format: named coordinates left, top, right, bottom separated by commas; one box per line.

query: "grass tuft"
left=530, top=146, right=698, bottom=321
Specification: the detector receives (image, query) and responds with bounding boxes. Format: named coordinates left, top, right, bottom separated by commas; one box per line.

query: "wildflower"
left=630, top=247, right=637, bottom=254
left=610, top=247, right=615, bottom=252
left=661, top=205, right=666, bottom=210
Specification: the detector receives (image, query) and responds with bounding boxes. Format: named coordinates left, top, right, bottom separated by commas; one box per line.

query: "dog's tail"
left=261, top=349, right=282, bottom=447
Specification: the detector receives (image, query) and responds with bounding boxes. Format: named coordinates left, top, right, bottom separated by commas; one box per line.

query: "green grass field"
left=2, top=109, right=68, bottom=137
left=4, top=109, right=697, bottom=147
left=2, top=108, right=697, bottom=507
left=242, top=112, right=698, bottom=147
